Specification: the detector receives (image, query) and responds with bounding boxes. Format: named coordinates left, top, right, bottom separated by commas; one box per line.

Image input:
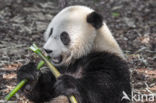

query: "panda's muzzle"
left=51, top=55, right=63, bottom=64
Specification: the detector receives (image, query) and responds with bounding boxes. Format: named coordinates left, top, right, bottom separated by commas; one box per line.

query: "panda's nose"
left=44, top=49, right=53, bottom=54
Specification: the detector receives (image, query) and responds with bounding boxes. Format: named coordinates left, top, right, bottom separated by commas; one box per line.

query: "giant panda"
left=17, top=5, right=131, bottom=103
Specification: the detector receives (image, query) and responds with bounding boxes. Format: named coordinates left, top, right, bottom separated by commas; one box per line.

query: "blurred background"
left=0, top=0, right=155, bottom=103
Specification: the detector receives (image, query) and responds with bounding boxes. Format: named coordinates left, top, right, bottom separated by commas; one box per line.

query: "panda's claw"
left=24, top=85, right=32, bottom=93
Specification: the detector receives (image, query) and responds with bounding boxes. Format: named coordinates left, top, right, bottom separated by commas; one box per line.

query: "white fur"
left=43, top=5, right=125, bottom=66
left=93, top=23, right=125, bottom=58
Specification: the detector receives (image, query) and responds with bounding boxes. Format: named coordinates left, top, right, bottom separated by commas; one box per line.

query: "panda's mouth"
left=51, top=55, right=63, bottom=64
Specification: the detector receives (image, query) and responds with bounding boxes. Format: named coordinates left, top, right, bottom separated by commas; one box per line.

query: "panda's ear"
left=87, top=12, right=103, bottom=29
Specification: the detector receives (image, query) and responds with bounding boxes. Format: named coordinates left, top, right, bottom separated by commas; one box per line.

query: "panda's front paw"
left=17, top=62, right=40, bottom=94
left=54, top=75, right=79, bottom=96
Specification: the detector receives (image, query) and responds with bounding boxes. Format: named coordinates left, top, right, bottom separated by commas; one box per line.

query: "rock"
left=123, top=17, right=136, bottom=28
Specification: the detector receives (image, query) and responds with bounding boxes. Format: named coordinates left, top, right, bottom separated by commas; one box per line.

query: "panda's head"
left=43, top=6, right=104, bottom=66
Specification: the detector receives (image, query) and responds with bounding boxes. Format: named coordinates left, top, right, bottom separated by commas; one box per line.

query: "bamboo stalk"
left=4, top=79, right=28, bottom=101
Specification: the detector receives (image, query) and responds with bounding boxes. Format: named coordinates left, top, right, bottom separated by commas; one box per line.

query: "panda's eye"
left=49, top=28, right=53, bottom=37
left=60, top=32, right=70, bottom=45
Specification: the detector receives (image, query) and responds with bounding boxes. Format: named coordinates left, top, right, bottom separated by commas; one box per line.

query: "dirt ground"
left=0, top=0, right=155, bottom=103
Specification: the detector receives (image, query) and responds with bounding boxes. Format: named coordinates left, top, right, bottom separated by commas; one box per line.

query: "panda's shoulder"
left=86, top=51, right=125, bottom=62
left=79, top=51, right=128, bottom=70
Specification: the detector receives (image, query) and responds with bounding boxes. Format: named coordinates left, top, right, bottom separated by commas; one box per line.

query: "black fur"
left=60, top=31, right=70, bottom=46
left=17, top=51, right=131, bottom=103
left=49, top=28, right=53, bottom=37
left=87, top=12, right=103, bottom=29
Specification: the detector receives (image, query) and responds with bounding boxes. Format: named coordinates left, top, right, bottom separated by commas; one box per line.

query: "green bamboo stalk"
left=4, top=60, right=45, bottom=101
left=29, top=44, right=77, bottom=103
left=4, top=79, right=28, bottom=101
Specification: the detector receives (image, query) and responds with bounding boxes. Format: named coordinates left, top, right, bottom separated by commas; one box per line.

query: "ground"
left=0, top=0, right=155, bottom=103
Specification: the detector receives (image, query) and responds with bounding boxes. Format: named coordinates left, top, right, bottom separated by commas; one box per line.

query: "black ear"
left=87, top=12, right=103, bottom=29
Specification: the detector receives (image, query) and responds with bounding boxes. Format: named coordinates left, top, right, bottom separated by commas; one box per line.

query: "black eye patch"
left=49, top=28, right=53, bottom=37
left=60, top=32, right=70, bottom=46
